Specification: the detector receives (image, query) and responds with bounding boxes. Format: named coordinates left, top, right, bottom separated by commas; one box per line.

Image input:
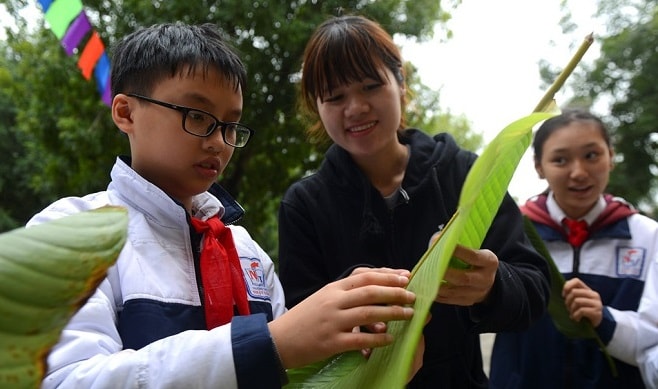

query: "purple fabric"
left=61, top=12, right=91, bottom=56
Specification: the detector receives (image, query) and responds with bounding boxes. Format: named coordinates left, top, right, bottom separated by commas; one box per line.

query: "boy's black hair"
left=110, top=23, right=246, bottom=97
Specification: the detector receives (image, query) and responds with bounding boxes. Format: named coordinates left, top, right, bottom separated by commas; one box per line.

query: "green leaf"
left=0, top=206, right=128, bottom=388
left=521, top=215, right=618, bottom=377
left=285, top=352, right=363, bottom=387
left=363, top=112, right=556, bottom=388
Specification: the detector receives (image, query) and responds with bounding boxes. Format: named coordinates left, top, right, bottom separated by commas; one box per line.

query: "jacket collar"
left=522, top=192, right=637, bottom=240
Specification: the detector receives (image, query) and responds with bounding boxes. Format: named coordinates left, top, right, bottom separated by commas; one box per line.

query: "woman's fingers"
left=437, top=247, right=498, bottom=305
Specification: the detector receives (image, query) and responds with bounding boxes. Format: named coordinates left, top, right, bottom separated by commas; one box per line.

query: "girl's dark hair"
left=533, top=108, right=611, bottom=164
left=110, top=23, right=246, bottom=97
left=299, top=15, right=407, bottom=143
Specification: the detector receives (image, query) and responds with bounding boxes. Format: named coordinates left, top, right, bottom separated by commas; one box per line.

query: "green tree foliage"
left=0, top=51, right=33, bottom=231
left=0, top=15, right=128, bottom=222
left=586, top=1, right=658, bottom=214
left=547, top=0, right=658, bottom=214
left=0, top=0, right=477, bottom=258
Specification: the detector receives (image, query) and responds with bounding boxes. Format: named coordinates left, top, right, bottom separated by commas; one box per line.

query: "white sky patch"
left=1, top=2, right=606, bottom=202
left=398, top=0, right=604, bottom=202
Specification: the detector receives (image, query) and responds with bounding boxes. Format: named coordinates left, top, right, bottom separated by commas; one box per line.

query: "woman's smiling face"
left=316, top=67, right=404, bottom=158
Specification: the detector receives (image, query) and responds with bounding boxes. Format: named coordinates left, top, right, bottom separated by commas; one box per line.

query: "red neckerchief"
left=522, top=193, right=637, bottom=246
left=562, top=218, right=589, bottom=247
left=190, top=216, right=250, bottom=329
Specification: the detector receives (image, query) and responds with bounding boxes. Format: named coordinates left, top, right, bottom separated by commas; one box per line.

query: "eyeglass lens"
left=226, top=124, right=251, bottom=147
left=184, top=110, right=218, bottom=137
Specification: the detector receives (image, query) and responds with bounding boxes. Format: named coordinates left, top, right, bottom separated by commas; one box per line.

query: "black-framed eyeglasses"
left=127, top=93, right=254, bottom=148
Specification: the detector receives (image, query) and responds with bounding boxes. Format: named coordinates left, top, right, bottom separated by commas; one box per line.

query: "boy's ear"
left=112, top=94, right=134, bottom=135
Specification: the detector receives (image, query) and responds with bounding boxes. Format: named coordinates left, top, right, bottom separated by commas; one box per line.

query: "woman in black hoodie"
left=278, top=14, right=551, bottom=388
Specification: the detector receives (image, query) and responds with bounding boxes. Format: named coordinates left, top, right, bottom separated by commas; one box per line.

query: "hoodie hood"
left=319, top=129, right=466, bottom=240
left=321, top=129, right=463, bottom=194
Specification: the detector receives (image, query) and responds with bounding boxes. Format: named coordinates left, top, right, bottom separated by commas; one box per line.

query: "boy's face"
left=112, top=67, right=244, bottom=212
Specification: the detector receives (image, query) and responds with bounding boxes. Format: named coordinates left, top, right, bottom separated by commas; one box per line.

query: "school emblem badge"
left=242, top=258, right=271, bottom=300
left=616, top=246, right=645, bottom=277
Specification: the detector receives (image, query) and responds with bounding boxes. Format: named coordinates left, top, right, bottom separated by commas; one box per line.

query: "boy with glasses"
left=30, top=22, right=418, bottom=389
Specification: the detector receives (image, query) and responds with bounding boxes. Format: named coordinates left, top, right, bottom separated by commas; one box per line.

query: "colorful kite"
left=37, top=0, right=111, bottom=106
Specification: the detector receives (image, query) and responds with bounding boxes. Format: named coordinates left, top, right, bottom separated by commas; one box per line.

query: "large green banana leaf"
left=0, top=206, right=128, bottom=388
left=522, top=216, right=618, bottom=376
left=285, top=111, right=556, bottom=388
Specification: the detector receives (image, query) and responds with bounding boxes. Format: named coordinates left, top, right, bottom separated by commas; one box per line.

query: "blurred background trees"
left=544, top=0, right=658, bottom=215
left=2, top=0, right=657, bottom=259
left=0, top=0, right=474, bottom=258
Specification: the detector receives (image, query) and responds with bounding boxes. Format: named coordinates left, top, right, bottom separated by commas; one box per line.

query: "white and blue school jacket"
left=30, top=157, right=287, bottom=389
left=638, top=244, right=658, bottom=388
left=490, top=193, right=658, bottom=388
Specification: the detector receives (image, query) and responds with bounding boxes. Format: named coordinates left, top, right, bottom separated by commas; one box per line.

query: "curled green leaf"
left=0, top=206, right=128, bottom=388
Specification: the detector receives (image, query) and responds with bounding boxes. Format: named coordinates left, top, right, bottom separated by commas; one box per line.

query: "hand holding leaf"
left=436, top=246, right=498, bottom=306
left=563, top=278, right=604, bottom=327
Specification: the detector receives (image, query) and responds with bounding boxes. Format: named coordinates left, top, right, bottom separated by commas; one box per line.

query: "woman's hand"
left=436, top=245, right=498, bottom=306
left=562, top=277, right=603, bottom=327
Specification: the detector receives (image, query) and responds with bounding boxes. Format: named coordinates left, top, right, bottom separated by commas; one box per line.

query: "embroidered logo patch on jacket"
left=616, top=246, right=645, bottom=277
left=241, top=257, right=271, bottom=301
